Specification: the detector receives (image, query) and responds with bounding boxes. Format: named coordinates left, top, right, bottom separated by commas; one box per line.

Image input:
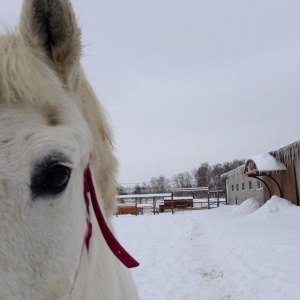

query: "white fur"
left=0, top=1, right=138, bottom=299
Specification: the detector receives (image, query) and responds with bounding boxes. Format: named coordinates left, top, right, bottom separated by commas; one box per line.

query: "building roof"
left=221, top=165, right=245, bottom=180
left=221, top=140, right=300, bottom=181
left=271, top=140, right=300, bottom=164
left=244, top=153, right=287, bottom=176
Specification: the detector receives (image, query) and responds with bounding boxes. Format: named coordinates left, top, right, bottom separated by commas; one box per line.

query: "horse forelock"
left=0, top=33, right=65, bottom=110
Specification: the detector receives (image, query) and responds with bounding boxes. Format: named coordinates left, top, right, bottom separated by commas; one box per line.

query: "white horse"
left=0, top=0, right=138, bottom=299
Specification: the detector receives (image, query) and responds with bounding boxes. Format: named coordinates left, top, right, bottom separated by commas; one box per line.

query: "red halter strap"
left=84, top=167, right=139, bottom=268
left=70, top=167, right=139, bottom=298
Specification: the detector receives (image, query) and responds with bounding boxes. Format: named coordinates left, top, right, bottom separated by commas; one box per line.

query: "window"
left=249, top=181, right=253, bottom=190
left=257, top=180, right=262, bottom=189
left=231, top=185, right=234, bottom=191
left=242, top=183, right=245, bottom=190
left=236, top=184, right=239, bottom=191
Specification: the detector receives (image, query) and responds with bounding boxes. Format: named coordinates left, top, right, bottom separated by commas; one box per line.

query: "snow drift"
left=251, top=195, right=293, bottom=217
left=229, top=198, right=261, bottom=217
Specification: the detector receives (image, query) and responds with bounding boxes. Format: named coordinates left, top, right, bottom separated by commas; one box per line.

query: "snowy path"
left=114, top=213, right=238, bottom=300
left=114, top=197, right=300, bottom=300
left=185, top=218, right=238, bottom=300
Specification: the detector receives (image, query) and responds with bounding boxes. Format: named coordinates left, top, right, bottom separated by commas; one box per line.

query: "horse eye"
left=31, top=164, right=72, bottom=198
left=42, top=166, right=71, bottom=192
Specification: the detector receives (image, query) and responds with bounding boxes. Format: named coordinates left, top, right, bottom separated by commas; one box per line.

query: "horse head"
left=0, top=1, right=137, bottom=299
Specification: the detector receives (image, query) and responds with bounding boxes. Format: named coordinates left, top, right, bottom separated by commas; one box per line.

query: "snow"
left=246, top=153, right=287, bottom=173
left=118, top=193, right=171, bottom=199
left=271, top=140, right=300, bottom=166
left=164, top=196, right=193, bottom=200
left=221, top=165, right=244, bottom=179
left=114, top=197, right=300, bottom=300
left=229, top=198, right=261, bottom=217
left=250, top=196, right=293, bottom=216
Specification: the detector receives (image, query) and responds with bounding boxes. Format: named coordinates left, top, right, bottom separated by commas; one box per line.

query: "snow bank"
left=229, top=198, right=261, bottom=217
left=203, top=197, right=300, bottom=300
left=114, top=197, right=300, bottom=300
left=251, top=196, right=293, bottom=217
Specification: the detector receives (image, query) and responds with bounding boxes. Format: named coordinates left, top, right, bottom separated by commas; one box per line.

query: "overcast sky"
left=1, top=1, right=300, bottom=184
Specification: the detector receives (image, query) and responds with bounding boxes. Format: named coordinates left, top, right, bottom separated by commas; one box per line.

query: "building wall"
left=294, top=158, right=300, bottom=205
left=263, top=173, right=282, bottom=202
left=261, top=161, right=300, bottom=205
left=281, top=161, right=298, bottom=205
left=226, top=175, right=264, bottom=205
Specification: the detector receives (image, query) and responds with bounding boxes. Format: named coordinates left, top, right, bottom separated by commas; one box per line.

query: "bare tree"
left=143, top=182, right=152, bottom=194
left=172, top=172, right=193, bottom=188
left=150, top=175, right=170, bottom=193
left=133, top=184, right=142, bottom=194
left=117, top=185, right=126, bottom=195
left=210, top=163, right=225, bottom=190
left=192, top=162, right=211, bottom=188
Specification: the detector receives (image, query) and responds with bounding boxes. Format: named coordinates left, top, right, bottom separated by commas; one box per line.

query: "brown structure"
left=118, top=205, right=138, bottom=215
left=162, top=199, right=194, bottom=210
left=169, top=187, right=209, bottom=214
left=223, top=140, right=300, bottom=207
left=117, top=193, right=171, bottom=215
left=244, top=153, right=287, bottom=200
left=269, top=141, right=300, bottom=206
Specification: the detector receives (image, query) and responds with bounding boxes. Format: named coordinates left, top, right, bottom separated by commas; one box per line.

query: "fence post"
left=135, top=198, right=138, bottom=216
left=171, top=191, right=174, bottom=214
left=208, top=192, right=210, bottom=209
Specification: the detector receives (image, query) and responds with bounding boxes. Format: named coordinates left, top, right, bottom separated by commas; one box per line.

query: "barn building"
left=222, top=140, right=300, bottom=206
left=221, top=165, right=264, bottom=205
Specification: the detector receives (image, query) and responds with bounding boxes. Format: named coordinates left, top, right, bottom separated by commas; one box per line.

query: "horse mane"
left=78, top=77, right=118, bottom=216
left=0, top=31, right=118, bottom=216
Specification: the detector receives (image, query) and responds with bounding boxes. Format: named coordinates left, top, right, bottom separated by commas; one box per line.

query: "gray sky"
left=1, top=0, right=300, bottom=184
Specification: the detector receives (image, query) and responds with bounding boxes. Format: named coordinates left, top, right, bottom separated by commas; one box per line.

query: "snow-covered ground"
left=113, top=196, right=300, bottom=300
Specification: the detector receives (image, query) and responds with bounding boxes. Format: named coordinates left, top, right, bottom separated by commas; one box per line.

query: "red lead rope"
left=84, top=167, right=139, bottom=268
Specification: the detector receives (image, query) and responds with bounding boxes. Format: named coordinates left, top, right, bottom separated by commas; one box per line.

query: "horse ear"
left=20, top=0, right=81, bottom=79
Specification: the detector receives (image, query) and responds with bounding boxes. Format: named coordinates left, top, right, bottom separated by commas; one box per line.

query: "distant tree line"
left=117, top=159, right=245, bottom=196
